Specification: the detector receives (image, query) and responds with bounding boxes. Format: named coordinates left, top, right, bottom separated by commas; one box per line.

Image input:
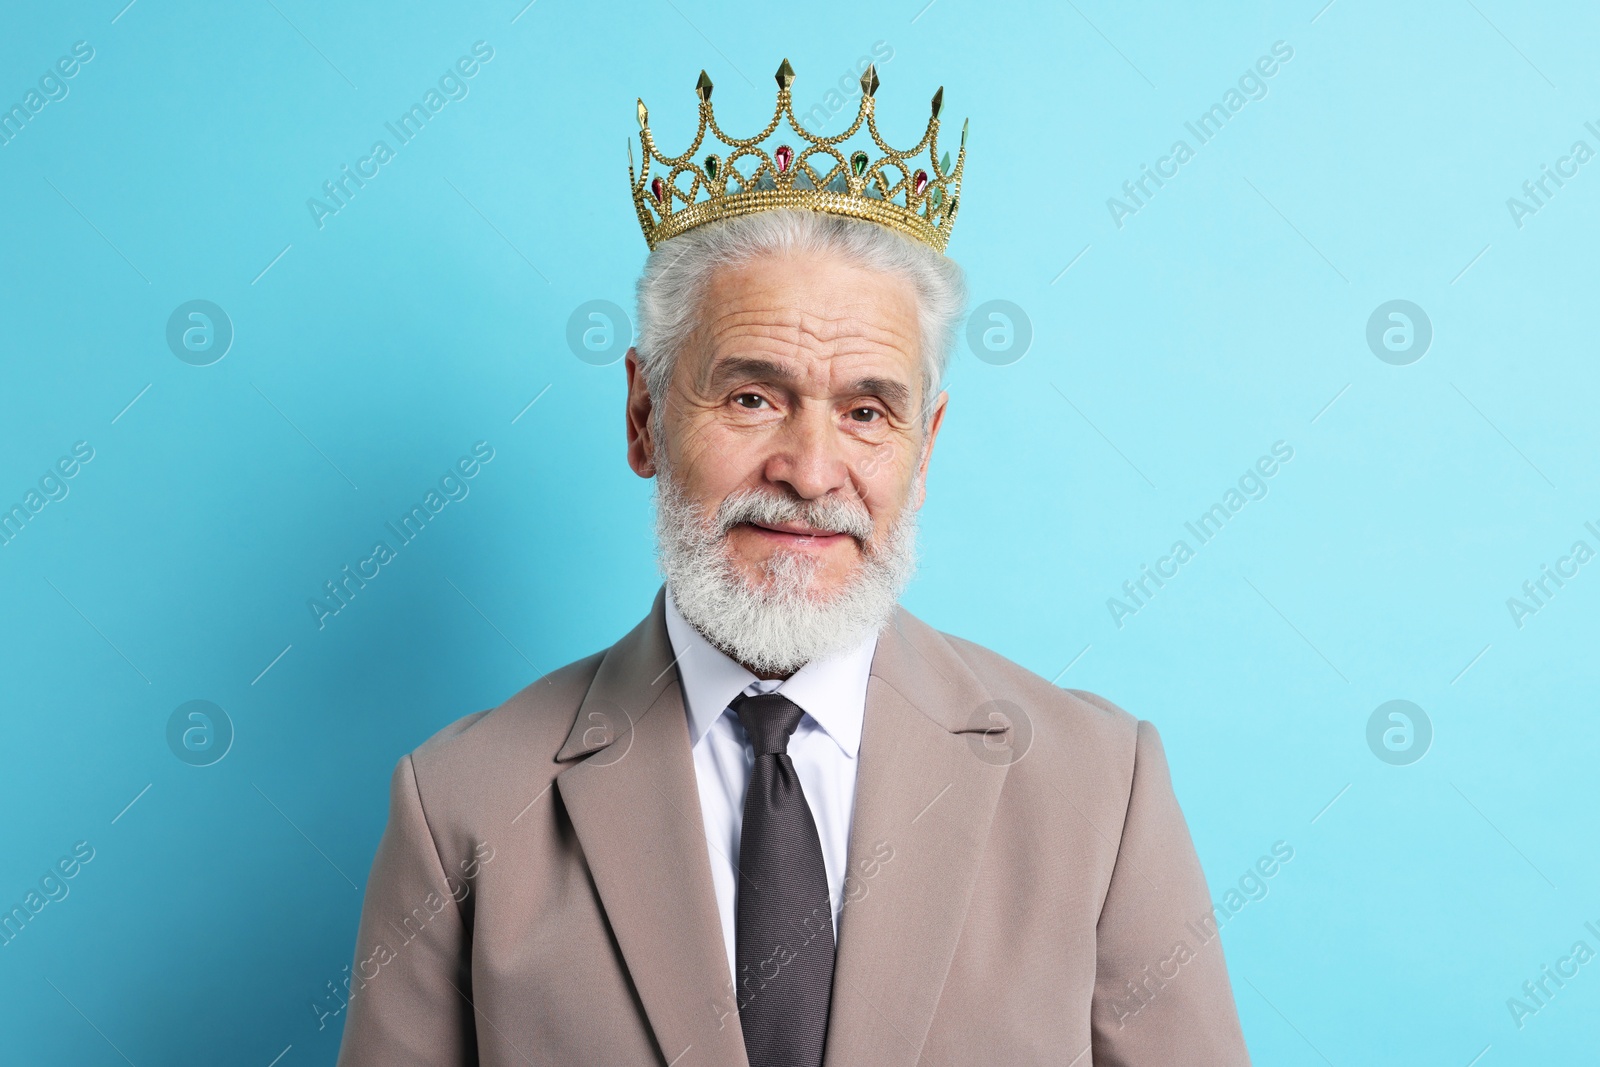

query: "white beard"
left=651, top=448, right=922, bottom=676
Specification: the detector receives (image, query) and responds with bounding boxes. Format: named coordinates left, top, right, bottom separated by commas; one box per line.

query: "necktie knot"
left=732, top=692, right=807, bottom=757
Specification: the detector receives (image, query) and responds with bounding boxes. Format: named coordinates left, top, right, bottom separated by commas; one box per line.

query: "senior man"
left=335, top=60, right=1250, bottom=1066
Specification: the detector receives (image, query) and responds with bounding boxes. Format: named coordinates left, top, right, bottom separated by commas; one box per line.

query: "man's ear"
left=909, top=389, right=948, bottom=511
left=625, top=346, right=657, bottom=478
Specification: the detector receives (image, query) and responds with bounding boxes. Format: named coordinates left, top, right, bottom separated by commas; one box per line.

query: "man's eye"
left=850, top=407, right=882, bottom=422
left=734, top=394, right=768, bottom=410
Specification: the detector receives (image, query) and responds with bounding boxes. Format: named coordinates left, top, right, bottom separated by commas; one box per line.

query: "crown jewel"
left=629, top=57, right=967, bottom=254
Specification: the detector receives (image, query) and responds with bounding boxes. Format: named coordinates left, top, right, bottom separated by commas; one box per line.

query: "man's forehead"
left=699, top=306, right=915, bottom=354
left=701, top=253, right=915, bottom=323
left=676, top=253, right=923, bottom=396
left=697, top=267, right=915, bottom=350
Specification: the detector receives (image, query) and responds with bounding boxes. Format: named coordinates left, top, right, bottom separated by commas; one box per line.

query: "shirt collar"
left=664, top=585, right=878, bottom=759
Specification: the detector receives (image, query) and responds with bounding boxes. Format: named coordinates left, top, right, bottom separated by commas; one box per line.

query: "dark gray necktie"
left=730, top=691, right=836, bottom=1067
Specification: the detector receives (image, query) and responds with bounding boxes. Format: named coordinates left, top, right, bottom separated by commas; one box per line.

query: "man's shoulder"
left=915, top=617, right=1147, bottom=761
left=404, top=646, right=607, bottom=789
left=915, top=619, right=1168, bottom=819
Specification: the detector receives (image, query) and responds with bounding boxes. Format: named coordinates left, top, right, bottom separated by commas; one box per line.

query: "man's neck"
left=742, top=662, right=794, bottom=682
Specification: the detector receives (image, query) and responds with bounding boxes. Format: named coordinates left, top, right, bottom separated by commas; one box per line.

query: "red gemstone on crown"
left=913, top=169, right=929, bottom=196
left=775, top=145, right=793, bottom=173
left=650, top=176, right=665, bottom=202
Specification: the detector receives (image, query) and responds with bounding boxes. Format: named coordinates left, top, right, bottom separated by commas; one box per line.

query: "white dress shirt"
left=663, top=586, right=879, bottom=988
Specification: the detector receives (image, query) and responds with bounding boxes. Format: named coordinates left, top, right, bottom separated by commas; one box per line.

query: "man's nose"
left=764, top=405, right=850, bottom=500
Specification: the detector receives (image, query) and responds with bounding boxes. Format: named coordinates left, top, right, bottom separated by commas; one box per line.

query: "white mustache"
left=714, top=488, right=874, bottom=542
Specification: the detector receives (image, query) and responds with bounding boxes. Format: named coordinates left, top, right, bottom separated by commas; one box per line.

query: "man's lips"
left=740, top=521, right=850, bottom=542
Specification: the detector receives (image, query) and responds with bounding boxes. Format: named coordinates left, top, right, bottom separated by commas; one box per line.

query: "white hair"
left=632, top=208, right=967, bottom=437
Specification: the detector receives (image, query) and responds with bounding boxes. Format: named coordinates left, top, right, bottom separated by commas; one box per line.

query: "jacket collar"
left=556, top=584, right=995, bottom=762
left=554, top=584, right=1013, bottom=1067
left=661, top=583, right=878, bottom=758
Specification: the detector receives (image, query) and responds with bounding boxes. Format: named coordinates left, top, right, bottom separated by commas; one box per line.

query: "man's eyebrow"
left=704, top=356, right=914, bottom=412
left=703, top=355, right=795, bottom=393
left=847, top=376, right=913, bottom=412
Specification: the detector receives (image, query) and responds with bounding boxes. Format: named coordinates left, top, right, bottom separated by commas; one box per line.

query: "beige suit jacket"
left=335, top=585, right=1251, bottom=1065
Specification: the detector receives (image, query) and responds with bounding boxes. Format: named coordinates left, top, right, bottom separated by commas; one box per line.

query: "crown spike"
left=630, top=62, right=964, bottom=253
left=961, top=117, right=968, bottom=146
left=860, top=64, right=879, bottom=98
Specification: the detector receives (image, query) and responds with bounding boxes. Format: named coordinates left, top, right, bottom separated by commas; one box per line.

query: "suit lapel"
left=554, top=585, right=749, bottom=1067
left=556, top=587, right=1012, bottom=1067
left=821, top=607, right=1015, bottom=1067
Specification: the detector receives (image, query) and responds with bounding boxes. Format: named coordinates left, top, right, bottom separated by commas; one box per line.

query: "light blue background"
left=2, top=0, right=1596, bottom=1063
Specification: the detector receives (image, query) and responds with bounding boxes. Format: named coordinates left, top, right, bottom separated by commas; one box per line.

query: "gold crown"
left=629, top=58, right=967, bottom=254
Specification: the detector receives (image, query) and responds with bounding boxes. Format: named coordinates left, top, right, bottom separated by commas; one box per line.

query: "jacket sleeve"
left=335, top=754, right=478, bottom=1065
left=1090, top=720, right=1252, bottom=1065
